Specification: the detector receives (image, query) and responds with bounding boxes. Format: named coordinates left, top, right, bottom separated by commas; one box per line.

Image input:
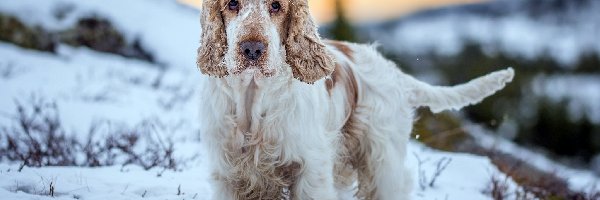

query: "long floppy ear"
left=197, top=0, right=228, bottom=77
left=285, top=0, right=335, bottom=84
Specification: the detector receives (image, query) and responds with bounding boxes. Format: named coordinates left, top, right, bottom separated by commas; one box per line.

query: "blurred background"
left=1, top=0, right=599, bottom=198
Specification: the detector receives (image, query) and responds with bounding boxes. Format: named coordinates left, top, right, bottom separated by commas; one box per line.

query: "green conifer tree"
left=330, top=0, right=357, bottom=42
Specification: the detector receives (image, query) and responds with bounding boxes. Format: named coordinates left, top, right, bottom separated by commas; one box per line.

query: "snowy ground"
left=467, top=123, right=600, bottom=193
left=3, top=0, right=581, bottom=199
left=0, top=142, right=517, bottom=200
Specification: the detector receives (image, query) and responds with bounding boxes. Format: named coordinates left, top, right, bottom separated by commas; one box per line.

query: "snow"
left=0, top=164, right=212, bottom=200
left=0, top=43, right=201, bottom=142
left=0, top=142, right=519, bottom=200
left=408, top=143, right=520, bottom=200
left=466, top=123, right=600, bottom=193
left=0, top=0, right=201, bottom=70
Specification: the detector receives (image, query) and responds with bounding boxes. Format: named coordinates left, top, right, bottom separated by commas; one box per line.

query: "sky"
left=179, top=0, right=484, bottom=23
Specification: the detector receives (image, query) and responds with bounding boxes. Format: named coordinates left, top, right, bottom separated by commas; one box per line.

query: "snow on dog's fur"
left=196, top=0, right=514, bottom=199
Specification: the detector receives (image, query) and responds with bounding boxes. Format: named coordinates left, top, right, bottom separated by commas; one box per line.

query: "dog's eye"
left=228, top=0, right=239, bottom=11
left=270, top=1, right=281, bottom=13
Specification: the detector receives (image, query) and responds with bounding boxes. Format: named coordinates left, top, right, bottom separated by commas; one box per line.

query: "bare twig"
left=489, top=175, right=509, bottom=200
left=429, top=157, right=452, bottom=187
left=18, top=162, right=26, bottom=172
left=49, top=181, right=55, bottom=197
left=412, top=152, right=429, bottom=190
left=412, top=152, right=452, bottom=190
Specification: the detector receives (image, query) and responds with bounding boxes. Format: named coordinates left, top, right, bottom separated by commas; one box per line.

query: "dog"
left=196, top=0, right=514, bottom=199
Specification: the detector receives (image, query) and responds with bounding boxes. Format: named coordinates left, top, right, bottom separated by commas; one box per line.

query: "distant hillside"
left=399, top=0, right=590, bottom=20
left=358, top=0, right=600, bottom=68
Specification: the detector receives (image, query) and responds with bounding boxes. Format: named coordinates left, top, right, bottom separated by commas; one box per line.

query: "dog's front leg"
left=291, top=131, right=338, bottom=200
left=210, top=173, right=235, bottom=200
left=201, top=106, right=237, bottom=199
left=293, top=156, right=337, bottom=200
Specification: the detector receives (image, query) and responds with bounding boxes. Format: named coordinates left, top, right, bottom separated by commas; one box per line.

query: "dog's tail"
left=403, top=68, right=514, bottom=113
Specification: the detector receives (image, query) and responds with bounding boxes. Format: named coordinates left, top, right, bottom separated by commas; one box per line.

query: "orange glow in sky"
left=179, top=0, right=483, bottom=23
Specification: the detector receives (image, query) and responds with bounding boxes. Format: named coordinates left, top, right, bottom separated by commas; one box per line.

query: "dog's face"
left=221, top=0, right=290, bottom=77
left=197, top=0, right=335, bottom=84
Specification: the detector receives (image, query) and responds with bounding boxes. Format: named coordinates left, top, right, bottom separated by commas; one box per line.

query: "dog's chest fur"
left=211, top=63, right=359, bottom=198
left=220, top=75, right=303, bottom=199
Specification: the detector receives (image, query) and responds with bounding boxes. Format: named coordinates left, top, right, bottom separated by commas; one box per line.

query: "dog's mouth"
left=230, top=62, right=275, bottom=78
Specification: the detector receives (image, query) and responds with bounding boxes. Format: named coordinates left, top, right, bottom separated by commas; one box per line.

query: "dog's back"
left=324, top=40, right=513, bottom=199
left=325, top=40, right=514, bottom=114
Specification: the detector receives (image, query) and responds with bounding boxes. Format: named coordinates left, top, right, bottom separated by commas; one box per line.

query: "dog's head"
left=197, top=0, right=334, bottom=84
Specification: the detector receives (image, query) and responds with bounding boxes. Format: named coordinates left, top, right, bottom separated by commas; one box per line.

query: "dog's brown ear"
left=285, top=0, right=334, bottom=84
left=197, top=0, right=228, bottom=77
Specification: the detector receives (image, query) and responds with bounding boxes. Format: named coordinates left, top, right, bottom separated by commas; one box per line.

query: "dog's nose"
left=240, top=41, right=266, bottom=61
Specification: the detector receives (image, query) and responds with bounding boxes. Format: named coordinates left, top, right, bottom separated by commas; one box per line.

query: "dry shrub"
left=0, top=97, right=180, bottom=171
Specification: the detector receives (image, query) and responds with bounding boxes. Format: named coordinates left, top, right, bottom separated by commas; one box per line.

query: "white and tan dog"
left=196, top=0, right=514, bottom=199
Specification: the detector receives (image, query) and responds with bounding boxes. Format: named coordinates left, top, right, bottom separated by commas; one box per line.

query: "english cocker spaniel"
left=196, top=0, right=514, bottom=199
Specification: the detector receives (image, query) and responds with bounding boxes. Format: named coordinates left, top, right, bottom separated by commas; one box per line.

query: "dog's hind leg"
left=347, top=106, right=413, bottom=200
